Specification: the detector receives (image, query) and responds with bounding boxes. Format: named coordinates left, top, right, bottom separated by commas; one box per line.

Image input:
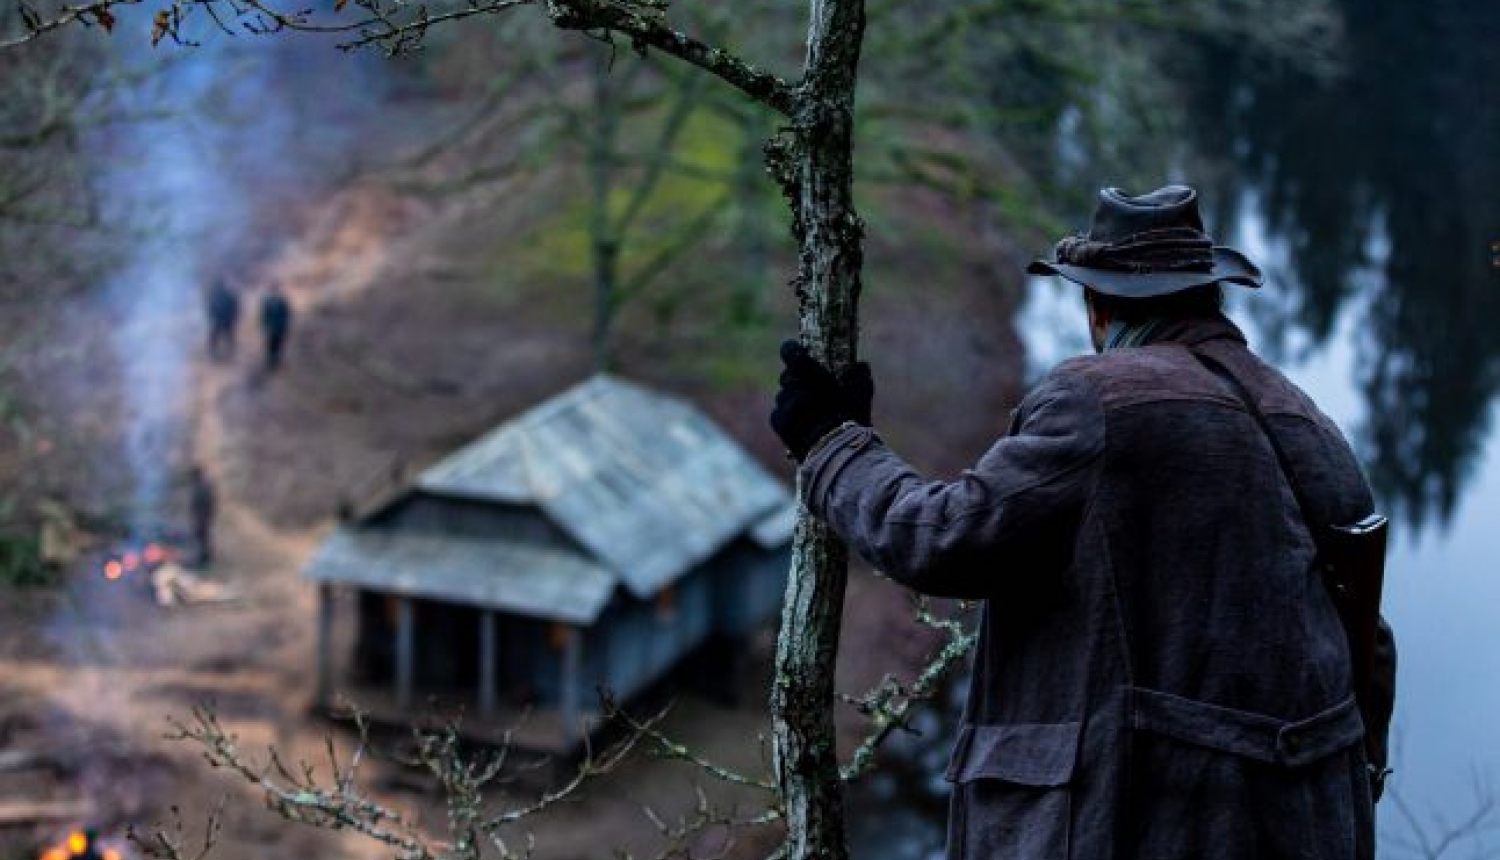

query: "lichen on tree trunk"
left=769, top=2, right=866, bottom=859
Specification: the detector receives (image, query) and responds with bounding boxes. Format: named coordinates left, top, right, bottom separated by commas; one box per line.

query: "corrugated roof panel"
left=407, top=375, right=793, bottom=597
left=415, top=428, right=533, bottom=503
left=750, top=503, right=798, bottom=549
left=305, top=528, right=615, bottom=623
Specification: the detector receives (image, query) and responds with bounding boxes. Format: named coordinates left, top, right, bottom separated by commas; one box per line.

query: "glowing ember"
left=100, top=541, right=179, bottom=583
left=36, top=829, right=121, bottom=860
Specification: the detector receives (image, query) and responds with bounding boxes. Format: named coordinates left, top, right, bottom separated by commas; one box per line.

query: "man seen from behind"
left=770, top=185, right=1396, bottom=860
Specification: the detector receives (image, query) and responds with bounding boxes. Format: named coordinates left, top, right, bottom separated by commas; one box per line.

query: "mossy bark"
left=769, top=2, right=866, bottom=859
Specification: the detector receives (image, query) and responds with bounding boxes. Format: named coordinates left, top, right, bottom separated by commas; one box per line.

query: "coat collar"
left=1146, top=313, right=1248, bottom=349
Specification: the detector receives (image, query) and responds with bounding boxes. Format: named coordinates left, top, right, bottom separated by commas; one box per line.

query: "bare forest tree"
left=0, top=33, right=138, bottom=292
left=1, top=0, right=1350, bottom=858
left=373, top=13, right=766, bottom=370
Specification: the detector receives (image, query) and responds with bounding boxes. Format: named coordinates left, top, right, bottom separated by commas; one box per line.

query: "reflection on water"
left=1175, top=0, right=1500, bottom=531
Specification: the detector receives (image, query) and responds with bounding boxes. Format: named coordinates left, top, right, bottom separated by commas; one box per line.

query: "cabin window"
left=655, top=586, right=678, bottom=623
left=548, top=622, right=574, bottom=652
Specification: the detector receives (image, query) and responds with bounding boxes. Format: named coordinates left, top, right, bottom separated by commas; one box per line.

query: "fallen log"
left=0, top=799, right=95, bottom=825
left=0, top=749, right=55, bottom=773
left=0, top=744, right=132, bottom=775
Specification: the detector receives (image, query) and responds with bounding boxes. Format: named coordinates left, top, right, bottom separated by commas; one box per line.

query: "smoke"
left=38, top=21, right=394, bottom=670
left=84, top=26, right=390, bottom=534
left=98, top=53, right=226, bottom=533
left=19, top=25, right=402, bottom=834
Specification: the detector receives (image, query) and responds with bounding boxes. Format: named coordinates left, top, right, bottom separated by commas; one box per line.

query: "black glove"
left=770, top=339, right=874, bottom=460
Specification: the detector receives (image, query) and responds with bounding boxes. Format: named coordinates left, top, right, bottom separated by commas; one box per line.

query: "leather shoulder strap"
left=1187, top=347, right=1328, bottom=541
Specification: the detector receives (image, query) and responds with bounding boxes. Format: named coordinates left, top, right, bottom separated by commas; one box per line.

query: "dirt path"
left=0, top=188, right=418, bottom=860
left=149, top=188, right=421, bottom=860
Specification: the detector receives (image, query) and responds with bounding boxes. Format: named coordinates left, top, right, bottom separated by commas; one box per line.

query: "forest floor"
left=0, top=104, right=1027, bottom=860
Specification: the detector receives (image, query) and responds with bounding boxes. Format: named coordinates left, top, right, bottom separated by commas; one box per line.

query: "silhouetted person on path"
left=259, top=284, right=292, bottom=372
left=206, top=279, right=239, bottom=361
left=188, top=465, right=216, bottom=566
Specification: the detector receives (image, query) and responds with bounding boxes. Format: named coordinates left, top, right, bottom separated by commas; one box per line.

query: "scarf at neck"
left=1102, top=318, right=1164, bottom=352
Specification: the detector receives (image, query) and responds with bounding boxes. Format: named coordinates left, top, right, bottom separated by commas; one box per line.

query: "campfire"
left=37, top=828, right=123, bottom=860
left=99, top=542, right=175, bottom=584
left=92, top=541, right=236, bottom=607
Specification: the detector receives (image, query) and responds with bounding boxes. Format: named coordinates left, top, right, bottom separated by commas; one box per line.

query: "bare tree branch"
left=612, top=61, right=708, bottom=238
left=166, top=705, right=437, bottom=858
left=840, top=597, right=976, bottom=782
left=4, top=0, right=795, bottom=114
left=542, top=0, right=793, bottom=115
left=144, top=701, right=675, bottom=860
left=1384, top=771, right=1500, bottom=860
left=127, top=796, right=229, bottom=860
left=623, top=786, right=765, bottom=860
left=603, top=696, right=777, bottom=794
left=1, top=0, right=135, bottom=48
left=616, top=199, right=727, bottom=301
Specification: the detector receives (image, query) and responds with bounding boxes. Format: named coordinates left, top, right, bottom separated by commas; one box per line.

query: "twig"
left=840, top=596, right=976, bottom=782
left=1, top=0, right=142, bottom=49
left=603, top=694, right=776, bottom=793
left=127, top=795, right=227, bottom=860
left=5, top=0, right=795, bottom=116
left=624, top=786, right=748, bottom=860
left=543, top=0, right=794, bottom=114
left=164, top=704, right=438, bottom=859
left=1383, top=771, right=1500, bottom=860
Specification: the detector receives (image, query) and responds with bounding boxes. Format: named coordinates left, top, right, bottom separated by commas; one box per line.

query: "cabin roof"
left=414, top=374, right=794, bottom=598
left=305, top=528, right=615, bottom=624
left=306, top=375, right=795, bottom=612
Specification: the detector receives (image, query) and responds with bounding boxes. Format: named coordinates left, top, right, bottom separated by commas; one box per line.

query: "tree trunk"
left=732, top=105, right=771, bottom=325
left=770, top=1, right=866, bottom=859
left=588, top=55, right=622, bottom=371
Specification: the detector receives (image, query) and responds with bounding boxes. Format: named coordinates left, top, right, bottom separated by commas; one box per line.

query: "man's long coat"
left=800, top=316, right=1389, bottom=860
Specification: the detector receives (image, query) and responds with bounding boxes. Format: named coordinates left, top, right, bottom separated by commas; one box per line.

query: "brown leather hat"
left=1027, top=185, right=1263, bottom=298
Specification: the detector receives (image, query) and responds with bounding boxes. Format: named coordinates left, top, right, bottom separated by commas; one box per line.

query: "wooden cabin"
left=303, top=375, right=793, bottom=751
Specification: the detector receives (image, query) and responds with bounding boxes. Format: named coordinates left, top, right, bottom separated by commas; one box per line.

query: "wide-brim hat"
left=1027, top=185, right=1263, bottom=298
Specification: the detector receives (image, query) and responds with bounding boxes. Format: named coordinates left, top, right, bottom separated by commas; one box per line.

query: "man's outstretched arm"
left=784, top=364, right=1105, bottom=598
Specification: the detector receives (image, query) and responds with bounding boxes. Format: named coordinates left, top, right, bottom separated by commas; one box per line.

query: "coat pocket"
left=1125, top=687, right=1364, bottom=766
left=944, top=722, right=1080, bottom=860
left=1121, top=688, right=1367, bottom=859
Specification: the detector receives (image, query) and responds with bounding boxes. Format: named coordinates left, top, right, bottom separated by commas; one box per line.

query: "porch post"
left=395, top=595, right=415, bottom=710
left=479, top=609, right=498, bottom=716
left=315, top=583, right=334, bottom=706
left=559, top=625, right=580, bottom=746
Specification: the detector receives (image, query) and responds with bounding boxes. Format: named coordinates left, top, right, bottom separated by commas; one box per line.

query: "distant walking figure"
left=206, top=279, right=239, bottom=361
left=259, top=284, right=292, bottom=372
left=188, top=465, right=216, bottom=567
